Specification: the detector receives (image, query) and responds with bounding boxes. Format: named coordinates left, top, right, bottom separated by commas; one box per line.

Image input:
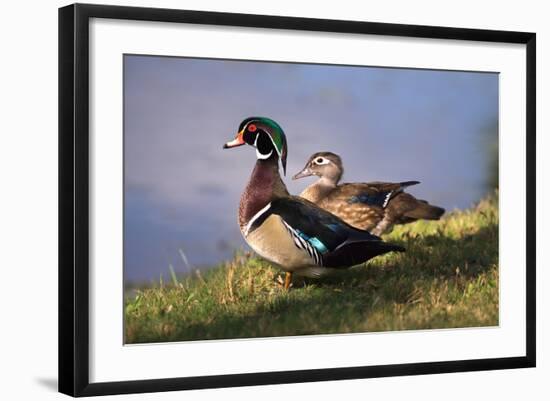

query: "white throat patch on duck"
left=256, top=149, right=273, bottom=160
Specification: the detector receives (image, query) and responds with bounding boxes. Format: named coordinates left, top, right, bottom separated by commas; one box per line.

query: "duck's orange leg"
left=284, top=272, right=292, bottom=290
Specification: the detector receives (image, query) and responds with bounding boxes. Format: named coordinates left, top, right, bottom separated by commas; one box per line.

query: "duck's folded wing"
left=343, top=181, right=420, bottom=208
left=269, top=197, right=404, bottom=267
left=270, top=197, right=402, bottom=258
left=269, top=197, right=379, bottom=250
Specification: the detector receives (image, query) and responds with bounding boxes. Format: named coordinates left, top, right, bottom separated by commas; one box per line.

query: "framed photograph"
left=58, top=3, right=536, bottom=397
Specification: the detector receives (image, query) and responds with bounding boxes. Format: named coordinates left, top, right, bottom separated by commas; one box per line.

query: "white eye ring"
left=314, top=157, right=330, bottom=165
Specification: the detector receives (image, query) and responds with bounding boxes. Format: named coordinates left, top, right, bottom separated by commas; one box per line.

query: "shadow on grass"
left=127, top=220, right=499, bottom=344
left=303, top=222, right=498, bottom=294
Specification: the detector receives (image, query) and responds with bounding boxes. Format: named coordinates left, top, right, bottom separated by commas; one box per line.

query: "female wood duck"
left=223, top=117, right=404, bottom=289
left=293, top=152, right=445, bottom=236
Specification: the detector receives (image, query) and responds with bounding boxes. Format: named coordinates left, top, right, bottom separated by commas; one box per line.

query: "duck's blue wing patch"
left=295, top=229, right=329, bottom=253
left=280, top=220, right=326, bottom=265
left=347, top=181, right=420, bottom=208
left=348, top=192, right=392, bottom=207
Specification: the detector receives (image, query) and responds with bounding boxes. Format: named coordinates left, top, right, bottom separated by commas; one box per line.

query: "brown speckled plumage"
left=316, top=183, right=426, bottom=232
left=294, top=152, right=445, bottom=235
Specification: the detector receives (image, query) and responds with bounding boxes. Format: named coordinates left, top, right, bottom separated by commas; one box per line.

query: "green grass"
left=125, top=192, right=499, bottom=344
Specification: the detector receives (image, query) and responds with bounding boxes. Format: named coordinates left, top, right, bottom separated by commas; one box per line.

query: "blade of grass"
left=178, top=248, right=193, bottom=273
left=168, top=263, right=179, bottom=286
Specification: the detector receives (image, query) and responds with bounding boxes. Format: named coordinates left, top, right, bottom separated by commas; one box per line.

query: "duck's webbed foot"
left=283, top=272, right=292, bottom=291
left=276, top=272, right=293, bottom=290
left=284, top=272, right=293, bottom=290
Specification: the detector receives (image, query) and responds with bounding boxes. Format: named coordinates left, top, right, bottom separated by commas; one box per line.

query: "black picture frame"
left=58, top=3, right=536, bottom=397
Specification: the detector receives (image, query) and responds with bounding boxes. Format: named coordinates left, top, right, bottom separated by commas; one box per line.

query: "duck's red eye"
left=247, top=124, right=257, bottom=132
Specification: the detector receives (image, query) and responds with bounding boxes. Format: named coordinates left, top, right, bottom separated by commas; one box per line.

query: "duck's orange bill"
left=223, top=130, right=245, bottom=149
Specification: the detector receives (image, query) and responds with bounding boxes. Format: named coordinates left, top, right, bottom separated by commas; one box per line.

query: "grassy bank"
left=125, top=193, right=499, bottom=344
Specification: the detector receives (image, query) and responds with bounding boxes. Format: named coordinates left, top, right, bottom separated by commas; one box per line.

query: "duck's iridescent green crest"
left=225, top=117, right=288, bottom=175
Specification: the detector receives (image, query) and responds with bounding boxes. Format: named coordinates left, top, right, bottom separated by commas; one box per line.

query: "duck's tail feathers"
left=323, top=240, right=404, bottom=268
left=405, top=201, right=445, bottom=220
left=400, top=180, right=421, bottom=189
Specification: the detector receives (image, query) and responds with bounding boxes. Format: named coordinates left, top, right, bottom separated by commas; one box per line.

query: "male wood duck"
left=293, top=152, right=445, bottom=236
left=223, top=117, right=404, bottom=289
